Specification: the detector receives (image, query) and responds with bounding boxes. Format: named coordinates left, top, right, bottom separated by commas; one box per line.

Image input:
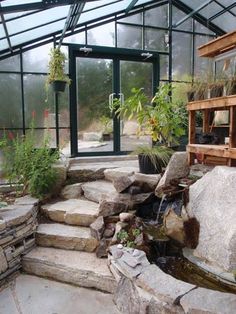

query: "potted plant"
left=112, top=84, right=186, bottom=174
left=100, top=115, right=113, bottom=141
left=46, top=47, right=71, bottom=93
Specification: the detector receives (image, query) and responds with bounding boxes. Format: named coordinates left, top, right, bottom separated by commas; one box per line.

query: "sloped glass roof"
left=0, top=0, right=235, bottom=57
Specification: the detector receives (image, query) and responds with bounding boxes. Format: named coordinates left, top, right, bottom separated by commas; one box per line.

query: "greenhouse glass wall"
left=0, top=0, right=235, bottom=156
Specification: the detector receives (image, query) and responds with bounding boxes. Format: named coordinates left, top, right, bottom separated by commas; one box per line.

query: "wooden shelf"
left=198, top=31, right=236, bottom=58
left=187, top=95, right=236, bottom=111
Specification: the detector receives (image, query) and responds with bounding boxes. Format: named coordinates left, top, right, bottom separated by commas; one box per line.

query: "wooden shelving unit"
left=187, top=32, right=236, bottom=167
left=187, top=95, right=236, bottom=167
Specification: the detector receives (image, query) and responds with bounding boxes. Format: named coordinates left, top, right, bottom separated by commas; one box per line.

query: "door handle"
left=119, top=93, right=124, bottom=105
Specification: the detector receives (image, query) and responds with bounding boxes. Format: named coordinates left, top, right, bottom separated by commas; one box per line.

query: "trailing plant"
left=0, top=126, right=59, bottom=199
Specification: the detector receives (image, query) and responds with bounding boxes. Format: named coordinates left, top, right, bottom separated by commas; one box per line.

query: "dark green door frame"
left=69, top=44, right=159, bottom=157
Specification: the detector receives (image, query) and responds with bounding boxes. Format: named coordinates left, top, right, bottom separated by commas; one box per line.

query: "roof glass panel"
left=1, top=0, right=40, bottom=6
left=213, top=12, right=236, bottom=32
left=6, top=7, right=68, bottom=35
left=0, top=24, right=5, bottom=38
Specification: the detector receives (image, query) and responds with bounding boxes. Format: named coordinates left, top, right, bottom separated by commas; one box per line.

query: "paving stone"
left=14, top=195, right=39, bottom=206
left=36, top=223, right=98, bottom=252
left=180, top=287, right=236, bottom=314
left=0, top=204, right=36, bottom=227
left=41, top=199, right=99, bottom=227
left=60, top=183, right=83, bottom=199
left=0, top=287, right=18, bottom=314
left=104, top=167, right=139, bottom=181
left=22, top=247, right=117, bottom=293
left=82, top=180, right=116, bottom=203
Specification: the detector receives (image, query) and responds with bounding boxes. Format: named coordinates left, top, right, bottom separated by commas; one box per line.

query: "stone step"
left=68, top=159, right=139, bottom=183
left=41, top=199, right=99, bottom=227
left=22, top=247, right=117, bottom=293
left=36, top=223, right=98, bottom=252
left=82, top=180, right=116, bottom=203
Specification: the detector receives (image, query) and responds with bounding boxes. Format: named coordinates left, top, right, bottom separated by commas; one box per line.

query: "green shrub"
left=0, top=128, right=59, bottom=199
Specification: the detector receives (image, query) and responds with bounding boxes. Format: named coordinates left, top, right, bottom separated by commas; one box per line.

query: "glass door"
left=69, top=45, right=159, bottom=156
left=76, top=57, right=114, bottom=154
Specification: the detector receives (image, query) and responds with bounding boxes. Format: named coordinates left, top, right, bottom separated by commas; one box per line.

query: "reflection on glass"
left=120, top=60, right=153, bottom=152
left=117, top=24, right=142, bottom=49
left=76, top=57, right=113, bottom=153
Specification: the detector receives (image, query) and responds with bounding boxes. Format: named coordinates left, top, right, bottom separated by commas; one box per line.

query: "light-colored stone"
left=52, top=161, right=68, bottom=193
left=136, top=264, right=195, bottom=304
left=164, top=208, right=185, bottom=244
left=82, top=180, right=116, bottom=203
left=180, top=287, right=236, bottom=314
left=0, top=219, right=6, bottom=231
left=0, top=247, right=8, bottom=274
left=119, top=212, right=134, bottom=222
left=22, top=247, right=117, bottom=293
left=41, top=199, right=99, bottom=227
left=104, top=167, right=139, bottom=182
left=83, top=132, right=102, bottom=141
left=112, top=222, right=128, bottom=244
left=113, top=175, right=135, bottom=193
left=189, top=166, right=236, bottom=271
left=0, top=204, right=36, bottom=227
left=90, top=216, right=105, bottom=240
left=60, top=183, right=83, bottom=199
left=99, top=200, right=128, bottom=217
left=14, top=195, right=39, bottom=206
left=156, top=152, right=189, bottom=196
left=190, top=164, right=214, bottom=178
left=36, top=223, right=98, bottom=252
left=134, top=173, right=161, bottom=191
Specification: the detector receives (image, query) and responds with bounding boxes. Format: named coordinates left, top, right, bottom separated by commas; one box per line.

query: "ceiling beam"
left=126, top=0, right=139, bottom=14
left=0, top=0, right=96, bottom=14
left=209, top=2, right=236, bottom=21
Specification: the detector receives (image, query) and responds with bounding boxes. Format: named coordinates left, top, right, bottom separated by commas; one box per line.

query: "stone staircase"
left=22, top=157, right=140, bottom=293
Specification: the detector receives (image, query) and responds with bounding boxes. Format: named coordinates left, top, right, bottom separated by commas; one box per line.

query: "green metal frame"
left=69, top=44, right=159, bottom=157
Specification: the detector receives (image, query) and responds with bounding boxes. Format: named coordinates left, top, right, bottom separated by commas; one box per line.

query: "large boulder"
left=155, top=152, right=189, bottom=196
left=189, top=166, right=236, bottom=271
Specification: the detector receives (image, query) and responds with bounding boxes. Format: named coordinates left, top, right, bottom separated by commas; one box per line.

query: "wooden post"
left=229, top=106, right=236, bottom=148
left=203, top=109, right=210, bottom=133
left=188, top=111, right=196, bottom=144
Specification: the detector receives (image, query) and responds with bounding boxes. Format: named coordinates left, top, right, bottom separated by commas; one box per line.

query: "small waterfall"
left=155, top=194, right=166, bottom=225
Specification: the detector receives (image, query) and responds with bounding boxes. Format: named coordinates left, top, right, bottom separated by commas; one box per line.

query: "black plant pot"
left=102, top=133, right=111, bottom=141
left=187, top=91, right=195, bottom=102
left=51, top=80, right=66, bottom=93
left=138, top=154, right=163, bottom=174
left=209, top=84, right=224, bottom=98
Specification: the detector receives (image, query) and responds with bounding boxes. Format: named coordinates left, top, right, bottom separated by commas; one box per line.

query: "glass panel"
left=145, top=29, right=168, bottom=52
left=119, top=13, right=142, bottom=25
left=214, top=13, right=236, bottom=32
left=24, top=74, right=54, bottom=128
left=172, top=31, right=192, bottom=80
left=117, top=24, right=142, bottom=49
left=194, top=21, right=214, bottom=35
left=23, top=43, right=52, bottom=73
left=160, top=54, right=169, bottom=80
left=0, top=24, right=5, bottom=37
left=76, top=57, right=113, bottom=153
left=0, top=54, right=20, bottom=71
left=145, top=5, right=168, bottom=28
left=87, top=22, right=115, bottom=47
left=0, top=73, right=22, bottom=128
left=0, top=39, right=10, bottom=50
left=172, top=6, right=192, bottom=31
left=64, top=32, right=85, bottom=45
left=120, top=60, right=153, bottom=152
left=194, top=35, right=213, bottom=77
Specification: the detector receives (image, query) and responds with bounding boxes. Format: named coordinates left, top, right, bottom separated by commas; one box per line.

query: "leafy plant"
left=117, top=230, right=129, bottom=242
left=100, top=115, right=113, bottom=134
left=0, top=127, right=59, bottom=199
left=46, top=47, right=71, bottom=85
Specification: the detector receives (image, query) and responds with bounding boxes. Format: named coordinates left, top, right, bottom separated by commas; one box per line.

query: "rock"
left=164, top=208, right=185, bottom=244
left=190, top=164, right=214, bottom=178
left=134, top=173, right=161, bottom=191
left=0, top=247, right=8, bottom=274
left=104, top=167, right=138, bottom=182
left=136, top=264, right=195, bottom=304
left=83, top=132, right=102, bottom=141
left=103, top=223, right=115, bottom=238
left=189, top=166, right=236, bottom=271
left=14, top=195, right=39, bottom=206
left=52, top=161, right=68, bottom=194
left=112, top=222, right=128, bottom=243
left=155, top=152, right=189, bottom=196
left=180, top=287, right=236, bottom=314
left=113, top=175, right=135, bottom=193
left=60, top=183, right=83, bottom=199
left=131, top=192, right=155, bottom=205
left=96, top=239, right=109, bottom=258
left=98, top=200, right=128, bottom=217
left=90, top=216, right=105, bottom=240
left=119, top=212, right=134, bottom=223
left=82, top=180, right=116, bottom=203
left=0, top=205, right=36, bottom=227
left=0, top=220, right=6, bottom=231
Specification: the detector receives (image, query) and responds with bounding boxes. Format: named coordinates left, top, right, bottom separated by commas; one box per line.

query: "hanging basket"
left=51, top=80, right=67, bottom=92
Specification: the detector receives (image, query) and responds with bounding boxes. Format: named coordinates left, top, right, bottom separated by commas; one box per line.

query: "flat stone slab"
left=0, top=204, right=36, bottom=227
left=36, top=223, right=98, bottom=252
left=82, top=180, right=116, bottom=203
left=104, top=167, right=139, bottom=181
left=22, top=247, right=117, bottom=293
left=180, top=287, right=236, bottom=314
left=41, top=199, right=99, bottom=227
left=60, top=183, right=83, bottom=199
left=0, top=274, right=120, bottom=314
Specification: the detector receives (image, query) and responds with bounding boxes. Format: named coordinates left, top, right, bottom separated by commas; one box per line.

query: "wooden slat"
left=188, top=111, right=195, bottom=144
left=203, top=109, right=210, bottom=133
left=187, top=96, right=236, bottom=111
left=198, top=31, right=236, bottom=58
left=229, top=106, right=236, bottom=148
